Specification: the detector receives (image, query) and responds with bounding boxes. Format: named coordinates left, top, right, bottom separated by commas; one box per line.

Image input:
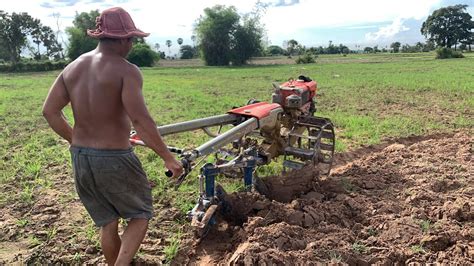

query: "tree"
left=66, top=10, right=100, bottom=60
left=415, top=42, right=424, bottom=52
left=401, top=44, right=412, bottom=53
left=154, top=43, right=160, bottom=52
left=230, top=12, right=264, bottom=65
left=390, top=42, right=401, bottom=53
left=286, top=39, right=299, bottom=56
left=339, top=44, right=350, bottom=55
left=307, top=46, right=322, bottom=55
left=127, top=43, right=158, bottom=67
left=165, top=39, right=172, bottom=56
left=194, top=5, right=264, bottom=66
left=176, top=37, right=183, bottom=57
left=460, top=31, right=473, bottom=51
left=421, top=5, right=474, bottom=50
left=180, top=45, right=195, bottom=59
left=364, top=47, right=374, bottom=53
left=0, top=11, right=40, bottom=62
left=325, top=40, right=338, bottom=54
left=266, top=45, right=285, bottom=56
left=195, top=5, right=239, bottom=65
left=424, top=40, right=436, bottom=51
left=190, top=35, right=198, bottom=57
left=30, top=25, right=63, bottom=60
left=0, top=37, right=9, bottom=61
left=0, top=11, right=61, bottom=62
left=51, top=12, right=65, bottom=59
left=159, top=51, right=165, bottom=59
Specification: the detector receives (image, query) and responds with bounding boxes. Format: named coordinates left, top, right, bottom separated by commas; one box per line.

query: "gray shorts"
left=70, top=146, right=153, bottom=227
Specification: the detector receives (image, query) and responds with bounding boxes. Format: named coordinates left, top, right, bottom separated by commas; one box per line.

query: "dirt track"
left=1, top=132, right=472, bottom=264
left=177, top=132, right=473, bottom=265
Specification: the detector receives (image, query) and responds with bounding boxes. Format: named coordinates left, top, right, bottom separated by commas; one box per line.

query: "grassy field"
left=0, top=52, right=473, bottom=262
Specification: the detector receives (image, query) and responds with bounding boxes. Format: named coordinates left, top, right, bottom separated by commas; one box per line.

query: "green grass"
left=419, top=219, right=432, bottom=233
left=16, top=218, right=29, bottom=227
left=163, top=229, right=182, bottom=263
left=328, top=251, right=343, bottom=262
left=351, top=241, right=368, bottom=254
left=0, top=53, right=473, bottom=257
left=410, top=244, right=426, bottom=254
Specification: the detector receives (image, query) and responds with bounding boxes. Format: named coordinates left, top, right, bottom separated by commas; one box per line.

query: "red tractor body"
left=272, top=77, right=317, bottom=114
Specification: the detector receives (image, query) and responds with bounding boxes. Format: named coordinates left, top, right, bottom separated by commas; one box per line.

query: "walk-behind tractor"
left=130, top=76, right=335, bottom=237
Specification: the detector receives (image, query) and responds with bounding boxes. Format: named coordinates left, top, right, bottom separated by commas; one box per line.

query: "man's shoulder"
left=123, top=61, right=142, bottom=78
left=123, top=59, right=140, bottom=70
left=66, top=53, right=93, bottom=69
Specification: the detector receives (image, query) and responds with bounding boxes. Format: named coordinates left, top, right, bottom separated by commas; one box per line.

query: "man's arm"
left=122, top=65, right=183, bottom=177
left=42, top=73, right=73, bottom=143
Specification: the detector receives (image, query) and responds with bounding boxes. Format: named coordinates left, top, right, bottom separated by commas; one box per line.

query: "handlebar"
left=164, top=158, right=192, bottom=189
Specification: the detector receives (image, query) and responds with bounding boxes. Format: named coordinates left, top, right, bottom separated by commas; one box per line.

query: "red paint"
left=281, top=79, right=317, bottom=98
left=129, top=132, right=145, bottom=145
left=228, top=102, right=281, bottom=119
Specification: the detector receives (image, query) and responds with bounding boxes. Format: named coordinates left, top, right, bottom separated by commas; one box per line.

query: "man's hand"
left=164, top=157, right=184, bottom=178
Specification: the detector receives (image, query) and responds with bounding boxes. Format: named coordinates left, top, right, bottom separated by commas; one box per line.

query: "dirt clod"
left=180, top=132, right=473, bottom=265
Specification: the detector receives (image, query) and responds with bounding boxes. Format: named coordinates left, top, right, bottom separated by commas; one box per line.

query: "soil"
left=176, top=131, right=473, bottom=265
left=0, top=131, right=472, bottom=264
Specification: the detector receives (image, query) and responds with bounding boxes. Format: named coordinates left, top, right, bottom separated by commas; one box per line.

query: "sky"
left=1, top=0, right=473, bottom=54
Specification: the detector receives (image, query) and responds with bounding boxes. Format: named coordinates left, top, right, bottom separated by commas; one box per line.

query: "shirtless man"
left=42, top=7, right=183, bottom=265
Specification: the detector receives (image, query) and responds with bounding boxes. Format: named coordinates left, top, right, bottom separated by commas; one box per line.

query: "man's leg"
left=115, top=218, right=148, bottom=266
left=100, top=219, right=121, bottom=265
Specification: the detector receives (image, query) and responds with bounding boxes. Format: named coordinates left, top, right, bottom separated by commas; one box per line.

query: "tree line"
left=0, top=4, right=472, bottom=70
left=0, top=11, right=62, bottom=63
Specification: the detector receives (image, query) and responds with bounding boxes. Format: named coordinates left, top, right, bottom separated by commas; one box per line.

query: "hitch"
left=187, top=149, right=258, bottom=238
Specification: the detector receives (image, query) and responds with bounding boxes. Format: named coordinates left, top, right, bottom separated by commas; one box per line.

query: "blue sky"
left=2, top=0, right=473, bottom=53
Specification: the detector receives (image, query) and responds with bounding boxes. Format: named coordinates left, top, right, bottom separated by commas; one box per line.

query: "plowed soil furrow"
left=1, top=132, right=472, bottom=264
left=177, top=132, right=473, bottom=265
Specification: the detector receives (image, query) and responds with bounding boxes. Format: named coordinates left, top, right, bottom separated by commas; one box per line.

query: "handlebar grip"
left=165, top=170, right=173, bottom=177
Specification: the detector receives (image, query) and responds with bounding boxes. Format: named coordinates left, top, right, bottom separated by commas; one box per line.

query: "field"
left=0, top=52, right=473, bottom=264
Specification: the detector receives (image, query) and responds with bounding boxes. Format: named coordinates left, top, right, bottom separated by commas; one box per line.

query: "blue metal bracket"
left=201, top=163, right=219, bottom=198
left=243, top=158, right=256, bottom=190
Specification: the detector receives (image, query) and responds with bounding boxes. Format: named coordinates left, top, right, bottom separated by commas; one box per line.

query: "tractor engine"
left=272, top=75, right=316, bottom=115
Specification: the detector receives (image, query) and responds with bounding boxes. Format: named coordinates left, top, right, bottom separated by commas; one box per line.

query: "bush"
left=0, top=60, right=68, bottom=72
left=127, top=43, right=159, bottom=67
left=295, top=53, right=317, bottom=64
left=180, top=45, right=195, bottom=59
left=435, top=47, right=464, bottom=59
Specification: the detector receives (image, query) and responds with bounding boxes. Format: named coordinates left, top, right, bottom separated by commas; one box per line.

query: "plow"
left=130, top=75, right=335, bottom=237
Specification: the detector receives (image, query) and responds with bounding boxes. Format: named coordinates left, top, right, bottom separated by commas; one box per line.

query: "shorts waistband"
left=70, top=146, right=133, bottom=156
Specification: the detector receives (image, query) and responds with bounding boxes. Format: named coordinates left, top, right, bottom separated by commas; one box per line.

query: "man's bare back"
left=43, top=37, right=182, bottom=175
left=64, top=50, right=136, bottom=149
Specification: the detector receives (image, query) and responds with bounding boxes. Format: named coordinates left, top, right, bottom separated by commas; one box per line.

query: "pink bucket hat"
left=87, top=7, right=149, bottom=39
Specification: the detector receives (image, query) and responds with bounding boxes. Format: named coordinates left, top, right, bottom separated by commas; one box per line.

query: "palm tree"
left=166, top=40, right=172, bottom=57
left=177, top=38, right=183, bottom=57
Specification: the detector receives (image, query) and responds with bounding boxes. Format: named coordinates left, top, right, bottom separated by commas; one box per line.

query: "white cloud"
left=1, top=0, right=443, bottom=48
left=262, top=0, right=440, bottom=43
left=365, top=18, right=410, bottom=41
